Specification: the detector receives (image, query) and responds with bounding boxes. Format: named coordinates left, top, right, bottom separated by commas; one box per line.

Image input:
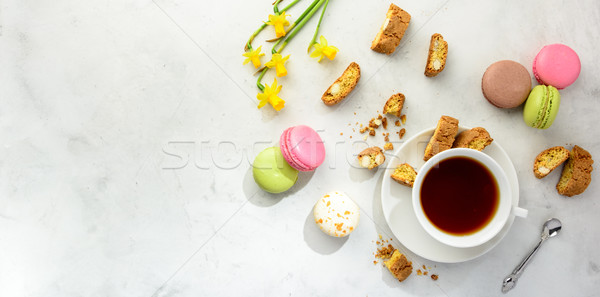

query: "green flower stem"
left=270, top=34, right=285, bottom=52
left=281, top=0, right=301, bottom=12
left=273, top=0, right=283, bottom=14
left=245, top=23, right=267, bottom=51
left=272, top=0, right=322, bottom=54
left=274, top=0, right=325, bottom=53
left=307, top=0, right=329, bottom=52
left=257, top=67, right=268, bottom=91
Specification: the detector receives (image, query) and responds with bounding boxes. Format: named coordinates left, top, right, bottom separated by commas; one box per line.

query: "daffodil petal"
left=323, top=47, right=338, bottom=60
left=270, top=96, right=285, bottom=111
left=275, top=26, right=286, bottom=37
left=319, top=35, right=327, bottom=47
left=275, top=65, right=286, bottom=77
left=266, top=12, right=290, bottom=38
left=257, top=93, right=268, bottom=109
left=244, top=46, right=265, bottom=68
left=251, top=57, right=261, bottom=68
left=309, top=37, right=338, bottom=62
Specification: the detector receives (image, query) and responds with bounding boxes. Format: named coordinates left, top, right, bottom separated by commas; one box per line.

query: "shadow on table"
left=303, top=210, right=348, bottom=255
left=242, top=166, right=314, bottom=207
left=259, top=106, right=279, bottom=123
left=371, top=170, right=398, bottom=243
left=371, top=170, right=432, bottom=289
left=348, top=163, right=382, bottom=183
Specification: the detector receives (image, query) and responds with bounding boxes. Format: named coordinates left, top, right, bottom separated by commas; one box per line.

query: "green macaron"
left=523, top=85, right=561, bottom=129
left=252, top=147, right=299, bottom=193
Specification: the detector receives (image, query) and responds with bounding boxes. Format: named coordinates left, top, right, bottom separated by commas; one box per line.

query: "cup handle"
left=512, top=206, right=528, bottom=218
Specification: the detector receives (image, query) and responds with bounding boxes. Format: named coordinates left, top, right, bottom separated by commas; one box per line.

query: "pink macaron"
left=533, top=44, right=581, bottom=89
left=280, top=125, right=326, bottom=171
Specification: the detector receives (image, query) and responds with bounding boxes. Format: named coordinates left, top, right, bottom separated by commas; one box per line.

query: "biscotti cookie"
left=391, top=163, right=417, bottom=187
left=423, top=116, right=459, bottom=161
left=533, top=146, right=570, bottom=179
left=424, top=33, right=448, bottom=77
left=322, top=62, right=361, bottom=106
left=452, top=127, right=493, bottom=151
left=371, top=4, right=411, bottom=55
left=556, top=145, right=593, bottom=197
left=383, top=93, right=405, bottom=117
left=384, top=249, right=412, bottom=282
left=358, top=146, right=385, bottom=170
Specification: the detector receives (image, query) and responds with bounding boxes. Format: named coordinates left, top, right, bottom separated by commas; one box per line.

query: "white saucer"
left=380, top=126, right=521, bottom=263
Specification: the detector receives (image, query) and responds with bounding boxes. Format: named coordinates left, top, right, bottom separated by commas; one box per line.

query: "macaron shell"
left=313, top=191, right=360, bottom=237
left=280, top=127, right=311, bottom=171
left=541, top=86, right=561, bottom=129
left=523, top=85, right=546, bottom=127
left=523, top=85, right=561, bottom=129
left=280, top=125, right=325, bottom=171
left=252, top=147, right=299, bottom=193
left=533, top=44, right=581, bottom=89
left=481, top=60, right=532, bottom=108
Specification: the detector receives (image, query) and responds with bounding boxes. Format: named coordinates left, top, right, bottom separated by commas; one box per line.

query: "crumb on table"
left=375, top=244, right=396, bottom=259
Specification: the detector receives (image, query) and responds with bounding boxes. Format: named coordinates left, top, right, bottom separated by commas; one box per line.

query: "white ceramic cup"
left=412, top=148, right=528, bottom=248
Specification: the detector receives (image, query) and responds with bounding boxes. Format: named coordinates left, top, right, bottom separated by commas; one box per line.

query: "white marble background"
left=1, top=0, right=599, bottom=296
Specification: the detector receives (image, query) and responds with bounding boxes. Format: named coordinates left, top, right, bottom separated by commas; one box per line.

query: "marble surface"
left=1, top=0, right=599, bottom=296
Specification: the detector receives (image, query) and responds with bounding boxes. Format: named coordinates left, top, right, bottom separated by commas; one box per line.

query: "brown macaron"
left=481, top=60, right=532, bottom=108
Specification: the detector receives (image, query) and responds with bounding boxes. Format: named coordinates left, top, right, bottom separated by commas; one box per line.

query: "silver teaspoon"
left=501, top=218, right=562, bottom=293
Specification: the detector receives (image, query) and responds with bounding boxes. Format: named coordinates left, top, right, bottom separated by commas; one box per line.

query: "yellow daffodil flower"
left=264, top=53, right=290, bottom=77
left=243, top=46, right=265, bottom=68
left=257, top=78, right=285, bottom=111
left=266, top=12, right=290, bottom=38
left=310, top=36, right=338, bottom=62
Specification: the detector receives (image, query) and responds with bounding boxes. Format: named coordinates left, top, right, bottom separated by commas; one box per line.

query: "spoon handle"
left=501, top=238, right=546, bottom=293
